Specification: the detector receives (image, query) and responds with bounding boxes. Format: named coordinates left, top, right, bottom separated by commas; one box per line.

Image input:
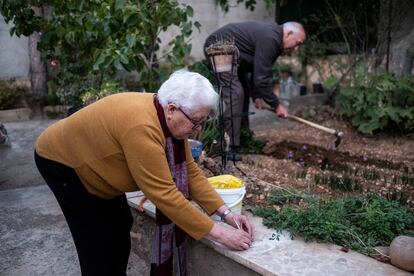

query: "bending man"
left=204, top=21, right=306, bottom=159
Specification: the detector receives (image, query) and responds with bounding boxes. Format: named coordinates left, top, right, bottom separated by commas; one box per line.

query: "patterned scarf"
left=151, top=96, right=189, bottom=276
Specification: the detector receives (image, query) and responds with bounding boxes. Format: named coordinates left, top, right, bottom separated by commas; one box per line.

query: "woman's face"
left=165, top=104, right=211, bottom=140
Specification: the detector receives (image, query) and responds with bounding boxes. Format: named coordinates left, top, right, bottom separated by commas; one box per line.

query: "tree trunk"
left=376, top=0, right=414, bottom=77
left=28, top=6, right=47, bottom=99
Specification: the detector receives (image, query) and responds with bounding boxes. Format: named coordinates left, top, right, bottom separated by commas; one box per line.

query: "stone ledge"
left=0, top=107, right=31, bottom=122
left=126, top=192, right=410, bottom=276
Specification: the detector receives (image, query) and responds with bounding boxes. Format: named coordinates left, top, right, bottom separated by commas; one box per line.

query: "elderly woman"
left=34, top=70, right=254, bottom=276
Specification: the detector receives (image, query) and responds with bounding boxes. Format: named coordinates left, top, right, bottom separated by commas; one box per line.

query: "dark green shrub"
left=1, top=0, right=199, bottom=104
left=0, top=80, right=27, bottom=110
left=239, top=127, right=264, bottom=153
left=45, top=81, right=61, bottom=106
left=337, top=66, right=414, bottom=134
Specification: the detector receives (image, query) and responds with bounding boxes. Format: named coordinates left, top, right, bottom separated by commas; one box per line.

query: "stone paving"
left=0, top=117, right=145, bottom=276
left=0, top=118, right=53, bottom=191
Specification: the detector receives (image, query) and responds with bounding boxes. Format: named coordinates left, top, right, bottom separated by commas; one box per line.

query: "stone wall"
left=277, top=55, right=377, bottom=92
left=151, top=0, right=275, bottom=61
left=0, top=15, right=30, bottom=80
left=129, top=207, right=261, bottom=275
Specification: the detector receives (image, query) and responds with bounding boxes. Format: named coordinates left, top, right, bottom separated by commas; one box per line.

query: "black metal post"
left=210, top=51, right=238, bottom=171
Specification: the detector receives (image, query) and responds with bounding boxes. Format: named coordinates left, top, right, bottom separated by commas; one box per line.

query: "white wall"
left=0, top=1, right=273, bottom=81
left=159, top=0, right=275, bottom=61
left=0, top=15, right=30, bottom=80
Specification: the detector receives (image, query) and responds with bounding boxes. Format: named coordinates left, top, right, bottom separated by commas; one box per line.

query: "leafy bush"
left=252, top=193, right=414, bottom=256
left=197, top=118, right=220, bottom=154
left=80, top=80, right=124, bottom=106
left=45, top=92, right=61, bottom=106
left=337, top=65, right=414, bottom=134
left=197, top=124, right=264, bottom=155
left=0, top=80, right=27, bottom=110
left=45, top=81, right=61, bottom=106
left=1, top=0, right=199, bottom=104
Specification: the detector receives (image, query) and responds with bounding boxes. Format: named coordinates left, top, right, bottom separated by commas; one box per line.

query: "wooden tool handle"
left=287, top=114, right=337, bottom=135
left=262, top=106, right=338, bottom=135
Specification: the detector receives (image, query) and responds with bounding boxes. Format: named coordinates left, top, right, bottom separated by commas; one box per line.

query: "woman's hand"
left=225, top=213, right=254, bottom=239
left=206, top=223, right=253, bottom=251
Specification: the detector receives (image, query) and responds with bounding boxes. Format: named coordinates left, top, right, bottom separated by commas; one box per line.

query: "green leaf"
left=115, top=0, right=125, bottom=11
left=119, top=54, right=129, bottom=64
left=324, top=76, right=339, bottom=90
left=126, top=14, right=139, bottom=26
left=185, top=5, right=193, bottom=17
left=126, top=34, right=136, bottom=48
left=114, top=59, right=124, bottom=70
left=93, top=52, right=107, bottom=71
left=194, top=21, right=201, bottom=31
left=138, top=10, right=151, bottom=23
left=9, top=26, right=15, bottom=36
left=64, top=32, right=75, bottom=45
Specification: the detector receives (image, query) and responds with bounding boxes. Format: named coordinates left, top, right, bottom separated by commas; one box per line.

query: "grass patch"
left=252, top=193, right=414, bottom=256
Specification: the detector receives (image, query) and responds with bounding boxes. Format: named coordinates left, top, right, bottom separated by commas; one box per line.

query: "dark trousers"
left=34, top=151, right=133, bottom=276
left=219, top=64, right=253, bottom=147
left=219, top=70, right=245, bottom=147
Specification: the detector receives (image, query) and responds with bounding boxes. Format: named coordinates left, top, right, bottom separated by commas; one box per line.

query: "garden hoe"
left=263, top=106, right=344, bottom=148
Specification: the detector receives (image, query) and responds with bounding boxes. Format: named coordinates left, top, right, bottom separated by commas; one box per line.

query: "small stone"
left=309, top=109, right=316, bottom=117
left=246, top=193, right=253, bottom=199
left=272, top=205, right=281, bottom=211
left=259, top=194, right=265, bottom=200
left=389, top=235, right=414, bottom=272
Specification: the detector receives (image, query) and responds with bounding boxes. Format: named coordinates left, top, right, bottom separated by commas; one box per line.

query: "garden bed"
left=201, top=112, right=414, bottom=209
left=248, top=116, right=413, bottom=208
left=200, top=109, right=414, bottom=262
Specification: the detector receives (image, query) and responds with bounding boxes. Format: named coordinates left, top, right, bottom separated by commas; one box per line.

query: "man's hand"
left=275, top=104, right=288, bottom=118
left=254, top=98, right=264, bottom=109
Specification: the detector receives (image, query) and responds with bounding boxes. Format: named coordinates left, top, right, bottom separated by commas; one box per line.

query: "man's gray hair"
left=158, top=70, right=219, bottom=115
left=282, top=22, right=304, bottom=34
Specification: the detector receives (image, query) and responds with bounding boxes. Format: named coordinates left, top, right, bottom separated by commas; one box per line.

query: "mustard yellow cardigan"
left=36, top=92, right=224, bottom=239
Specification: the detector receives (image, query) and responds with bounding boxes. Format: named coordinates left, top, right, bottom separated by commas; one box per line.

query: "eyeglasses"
left=178, top=107, right=208, bottom=130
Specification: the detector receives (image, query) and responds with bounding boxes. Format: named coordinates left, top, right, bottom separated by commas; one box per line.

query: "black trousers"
left=34, top=151, right=133, bottom=276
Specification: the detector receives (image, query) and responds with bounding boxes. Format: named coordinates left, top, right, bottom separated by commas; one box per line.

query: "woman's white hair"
left=157, top=70, right=219, bottom=115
